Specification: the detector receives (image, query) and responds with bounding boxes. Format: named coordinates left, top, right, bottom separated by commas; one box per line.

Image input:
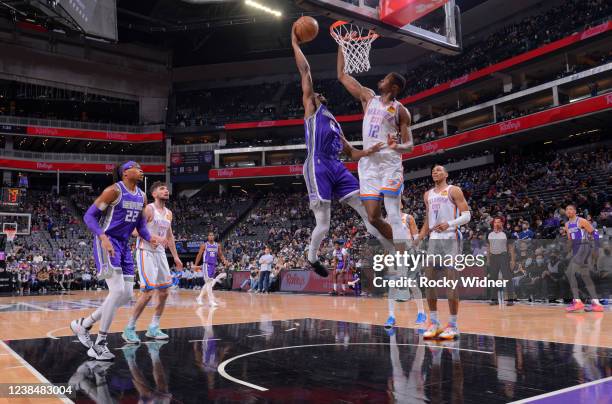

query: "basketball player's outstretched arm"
left=340, top=131, right=383, bottom=160
left=291, top=26, right=317, bottom=117
left=387, top=106, right=414, bottom=153
left=83, top=185, right=121, bottom=257
left=166, top=212, right=183, bottom=269
left=337, top=47, right=374, bottom=110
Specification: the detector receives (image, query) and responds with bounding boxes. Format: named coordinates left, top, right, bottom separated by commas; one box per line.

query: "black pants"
left=488, top=253, right=514, bottom=299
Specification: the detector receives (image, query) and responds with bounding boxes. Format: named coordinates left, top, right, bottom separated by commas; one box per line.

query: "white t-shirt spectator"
left=259, top=254, right=274, bottom=272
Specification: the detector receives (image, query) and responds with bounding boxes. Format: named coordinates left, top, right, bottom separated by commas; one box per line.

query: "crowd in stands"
left=174, top=0, right=611, bottom=126
left=0, top=142, right=609, bottom=300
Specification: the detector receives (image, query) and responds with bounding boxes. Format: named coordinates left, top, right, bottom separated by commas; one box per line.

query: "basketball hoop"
left=5, top=229, right=16, bottom=242
left=331, top=21, right=379, bottom=74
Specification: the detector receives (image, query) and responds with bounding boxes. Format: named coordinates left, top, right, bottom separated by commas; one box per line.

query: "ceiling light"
left=245, top=0, right=282, bottom=17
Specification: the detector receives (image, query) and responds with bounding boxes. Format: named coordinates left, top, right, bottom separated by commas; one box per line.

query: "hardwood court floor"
left=0, top=290, right=609, bottom=403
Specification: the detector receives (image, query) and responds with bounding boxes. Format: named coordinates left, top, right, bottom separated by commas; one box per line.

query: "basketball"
left=294, top=16, right=319, bottom=43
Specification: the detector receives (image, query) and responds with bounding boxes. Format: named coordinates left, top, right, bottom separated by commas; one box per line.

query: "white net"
left=331, top=22, right=379, bottom=74
left=5, top=229, right=15, bottom=242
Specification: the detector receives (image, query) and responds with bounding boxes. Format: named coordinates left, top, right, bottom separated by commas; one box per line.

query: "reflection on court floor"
left=6, top=317, right=611, bottom=403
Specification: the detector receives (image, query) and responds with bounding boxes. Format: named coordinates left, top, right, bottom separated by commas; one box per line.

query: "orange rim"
left=330, top=20, right=379, bottom=41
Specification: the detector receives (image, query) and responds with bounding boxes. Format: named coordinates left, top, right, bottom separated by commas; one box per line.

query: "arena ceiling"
left=0, top=1, right=543, bottom=67
left=117, top=0, right=491, bottom=66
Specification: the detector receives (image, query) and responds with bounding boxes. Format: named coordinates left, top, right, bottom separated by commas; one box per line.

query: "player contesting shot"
left=70, top=161, right=165, bottom=360
left=291, top=19, right=395, bottom=278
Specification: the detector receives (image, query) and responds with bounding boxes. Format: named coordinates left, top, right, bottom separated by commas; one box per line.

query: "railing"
left=171, top=143, right=220, bottom=153
left=0, top=149, right=164, bottom=164
left=0, top=115, right=164, bottom=133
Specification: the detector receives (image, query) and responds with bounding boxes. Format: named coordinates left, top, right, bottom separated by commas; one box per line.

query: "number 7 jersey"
left=100, top=181, right=145, bottom=241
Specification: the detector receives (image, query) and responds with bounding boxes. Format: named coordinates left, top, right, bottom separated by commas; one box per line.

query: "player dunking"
left=122, top=181, right=183, bottom=344
left=291, top=23, right=395, bottom=277
left=415, top=165, right=471, bottom=340
left=194, top=232, right=229, bottom=306
left=564, top=204, right=603, bottom=312
left=330, top=240, right=349, bottom=295
left=70, top=161, right=164, bottom=360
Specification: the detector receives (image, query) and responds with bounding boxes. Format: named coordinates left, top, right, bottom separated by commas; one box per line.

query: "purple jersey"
left=567, top=217, right=587, bottom=242
left=304, top=104, right=343, bottom=159
left=100, top=182, right=145, bottom=241
left=568, top=217, right=591, bottom=258
left=334, top=248, right=348, bottom=270
left=205, top=242, right=219, bottom=265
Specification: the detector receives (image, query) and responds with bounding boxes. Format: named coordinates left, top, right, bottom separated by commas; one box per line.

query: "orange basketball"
left=294, top=16, right=319, bottom=43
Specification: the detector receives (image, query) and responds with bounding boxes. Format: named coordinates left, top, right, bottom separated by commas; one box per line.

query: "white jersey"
left=137, top=204, right=172, bottom=253
left=362, top=96, right=402, bottom=163
left=402, top=213, right=416, bottom=240
left=427, top=185, right=460, bottom=239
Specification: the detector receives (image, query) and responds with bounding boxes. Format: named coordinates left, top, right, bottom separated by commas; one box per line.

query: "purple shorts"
left=205, top=263, right=216, bottom=278
left=93, top=236, right=134, bottom=278
left=303, top=156, right=359, bottom=204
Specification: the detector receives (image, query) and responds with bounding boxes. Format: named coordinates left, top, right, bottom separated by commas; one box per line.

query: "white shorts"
left=136, top=249, right=173, bottom=290
left=358, top=154, right=403, bottom=201
left=427, top=232, right=462, bottom=269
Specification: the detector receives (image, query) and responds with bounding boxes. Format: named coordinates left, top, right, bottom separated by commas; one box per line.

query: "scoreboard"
left=0, top=187, right=25, bottom=206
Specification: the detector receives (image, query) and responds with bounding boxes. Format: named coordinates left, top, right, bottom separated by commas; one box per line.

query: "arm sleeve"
left=135, top=212, right=152, bottom=242
left=447, top=210, right=471, bottom=228
left=83, top=204, right=104, bottom=236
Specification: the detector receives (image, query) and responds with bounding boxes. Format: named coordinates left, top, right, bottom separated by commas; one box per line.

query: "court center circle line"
left=46, top=327, right=69, bottom=340
left=218, top=342, right=493, bottom=391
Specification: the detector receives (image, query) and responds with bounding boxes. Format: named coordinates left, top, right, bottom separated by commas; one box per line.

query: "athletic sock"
left=341, top=284, right=346, bottom=291
left=95, top=331, right=107, bottom=345
left=429, top=311, right=439, bottom=324
left=127, top=317, right=136, bottom=329
left=388, top=299, right=395, bottom=317
left=574, top=299, right=582, bottom=303
left=151, top=315, right=161, bottom=328
left=448, top=315, right=458, bottom=327
left=82, top=315, right=95, bottom=329
left=333, top=283, right=337, bottom=291
left=416, top=299, right=424, bottom=314
left=591, top=299, right=601, bottom=305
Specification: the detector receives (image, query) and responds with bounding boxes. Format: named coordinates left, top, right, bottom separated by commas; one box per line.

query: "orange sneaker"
left=585, top=303, right=604, bottom=312
left=565, top=301, right=585, bottom=312
left=423, top=322, right=443, bottom=339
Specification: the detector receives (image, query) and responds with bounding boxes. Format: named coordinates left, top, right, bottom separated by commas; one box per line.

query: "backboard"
left=296, top=0, right=462, bottom=55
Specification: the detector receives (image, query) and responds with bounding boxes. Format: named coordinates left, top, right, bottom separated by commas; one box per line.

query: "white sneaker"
left=87, top=340, right=115, bottom=361
left=209, top=300, right=219, bottom=307
left=196, top=296, right=204, bottom=305
left=70, top=318, right=93, bottom=348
